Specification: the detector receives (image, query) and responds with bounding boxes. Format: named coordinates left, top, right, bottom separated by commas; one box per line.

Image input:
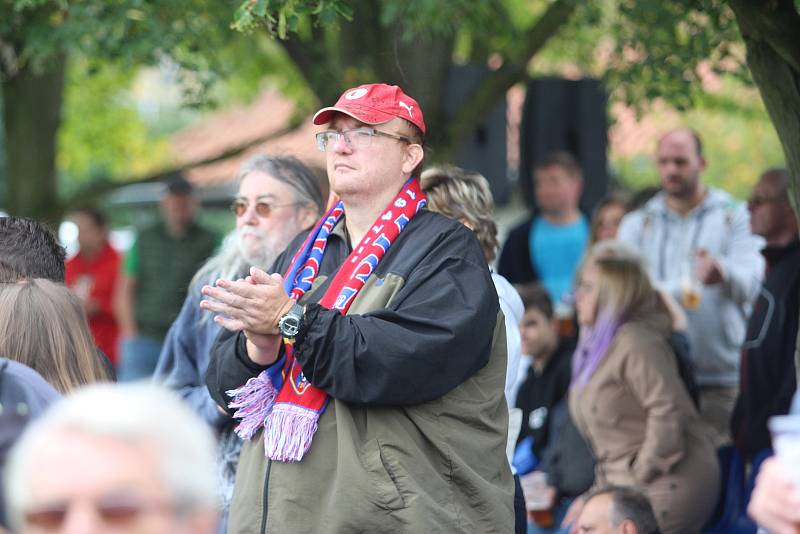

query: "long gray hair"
left=190, top=154, right=324, bottom=290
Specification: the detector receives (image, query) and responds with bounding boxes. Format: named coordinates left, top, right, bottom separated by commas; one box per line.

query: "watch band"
left=278, top=302, right=305, bottom=339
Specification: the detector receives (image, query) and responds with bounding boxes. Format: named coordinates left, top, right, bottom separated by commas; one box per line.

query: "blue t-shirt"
left=529, top=215, right=590, bottom=306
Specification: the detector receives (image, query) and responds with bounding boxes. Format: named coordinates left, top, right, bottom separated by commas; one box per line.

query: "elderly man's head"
left=576, top=486, right=660, bottom=534
left=191, top=155, right=324, bottom=288
left=232, top=155, right=324, bottom=266
left=4, top=384, right=219, bottom=534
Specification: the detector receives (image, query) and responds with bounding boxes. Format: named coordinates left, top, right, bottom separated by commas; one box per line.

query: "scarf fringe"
left=265, top=403, right=319, bottom=462
left=227, top=371, right=278, bottom=440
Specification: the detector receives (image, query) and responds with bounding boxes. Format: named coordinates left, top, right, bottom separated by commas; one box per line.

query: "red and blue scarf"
left=228, top=177, right=427, bottom=462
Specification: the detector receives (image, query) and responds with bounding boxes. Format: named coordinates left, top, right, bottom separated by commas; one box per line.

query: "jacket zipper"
left=261, top=459, right=271, bottom=534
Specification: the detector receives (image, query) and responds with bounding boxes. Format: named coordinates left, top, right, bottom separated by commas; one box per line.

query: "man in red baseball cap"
left=204, top=83, right=515, bottom=533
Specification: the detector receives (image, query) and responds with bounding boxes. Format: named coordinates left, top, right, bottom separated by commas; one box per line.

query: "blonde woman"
left=565, top=241, right=718, bottom=534
left=0, top=279, right=112, bottom=393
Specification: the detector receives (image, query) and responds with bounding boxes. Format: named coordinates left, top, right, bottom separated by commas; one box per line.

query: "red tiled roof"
left=169, top=89, right=325, bottom=186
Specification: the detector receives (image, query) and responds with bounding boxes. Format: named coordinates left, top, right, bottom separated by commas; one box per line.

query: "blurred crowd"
left=0, top=83, right=797, bottom=534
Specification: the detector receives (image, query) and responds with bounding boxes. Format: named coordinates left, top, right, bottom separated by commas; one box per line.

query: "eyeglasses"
left=316, top=127, right=413, bottom=152
left=747, top=193, right=787, bottom=208
left=24, top=494, right=177, bottom=530
left=230, top=199, right=301, bottom=218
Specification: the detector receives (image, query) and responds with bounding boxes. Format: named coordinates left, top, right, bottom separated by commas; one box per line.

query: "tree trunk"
left=729, top=0, right=800, bottom=385
left=2, top=55, right=66, bottom=224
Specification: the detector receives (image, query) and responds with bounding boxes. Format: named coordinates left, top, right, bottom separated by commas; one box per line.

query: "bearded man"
left=153, top=154, right=323, bottom=532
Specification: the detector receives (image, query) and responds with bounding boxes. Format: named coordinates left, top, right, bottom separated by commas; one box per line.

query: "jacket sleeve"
left=293, top=238, right=499, bottom=406
left=716, top=205, right=765, bottom=307
left=155, top=291, right=230, bottom=428
left=621, top=333, right=690, bottom=484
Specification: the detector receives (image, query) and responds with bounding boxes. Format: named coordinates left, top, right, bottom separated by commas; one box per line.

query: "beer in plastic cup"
left=520, top=471, right=554, bottom=527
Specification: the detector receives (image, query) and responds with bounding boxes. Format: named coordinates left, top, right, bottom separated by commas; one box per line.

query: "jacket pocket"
left=361, top=438, right=407, bottom=511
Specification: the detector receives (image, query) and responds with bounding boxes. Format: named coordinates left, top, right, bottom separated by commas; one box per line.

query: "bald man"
left=617, top=128, right=765, bottom=445
left=731, top=168, right=800, bottom=461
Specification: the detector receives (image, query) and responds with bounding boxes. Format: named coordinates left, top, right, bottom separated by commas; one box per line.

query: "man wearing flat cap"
left=204, top=83, right=515, bottom=533
left=116, top=175, right=218, bottom=381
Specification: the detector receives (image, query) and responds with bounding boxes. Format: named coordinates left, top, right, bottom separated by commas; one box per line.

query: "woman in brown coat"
left=567, top=241, right=719, bottom=534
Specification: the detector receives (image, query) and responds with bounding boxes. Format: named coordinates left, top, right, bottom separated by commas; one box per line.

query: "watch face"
left=279, top=315, right=301, bottom=337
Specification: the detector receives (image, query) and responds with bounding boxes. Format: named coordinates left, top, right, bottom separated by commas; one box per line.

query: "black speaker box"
left=519, top=78, right=609, bottom=212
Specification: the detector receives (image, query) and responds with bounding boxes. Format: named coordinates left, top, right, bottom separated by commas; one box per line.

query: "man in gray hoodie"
left=617, top=127, right=764, bottom=446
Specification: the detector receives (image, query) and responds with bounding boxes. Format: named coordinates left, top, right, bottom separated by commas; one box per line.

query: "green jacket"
left=208, top=211, right=515, bottom=533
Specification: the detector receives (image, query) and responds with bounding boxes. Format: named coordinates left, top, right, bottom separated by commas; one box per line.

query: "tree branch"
left=277, top=23, right=341, bottom=105
left=728, top=0, right=800, bottom=73
left=439, top=0, right=579, bottom=160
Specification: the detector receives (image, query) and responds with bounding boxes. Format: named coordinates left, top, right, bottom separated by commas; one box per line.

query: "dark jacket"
left=537, top=401, right=594, bottom=498
left=498, top=216, right=538, bottom=285
left=514, top=340, right=574, bottom=458
left=206, top=210, right=515, bottom=534
left=732, top=240, right=800, bottom=460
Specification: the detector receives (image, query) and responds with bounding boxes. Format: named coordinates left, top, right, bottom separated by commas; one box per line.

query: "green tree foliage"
left=57, top=59, right=171, bottom=194
left=0, top=0, right=241, bottom=221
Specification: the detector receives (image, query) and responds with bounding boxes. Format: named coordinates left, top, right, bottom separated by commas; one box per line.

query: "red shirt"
left=65, top=242, right=121, bottom=365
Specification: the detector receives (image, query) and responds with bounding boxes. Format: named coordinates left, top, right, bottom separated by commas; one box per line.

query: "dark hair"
left=165, top=175, right=195, bottom=196
left=534, top=151, right=582, bottom=180
left=72, top=207, right=107, bottom=229
left=0, top=217, right=66, bottom=283
left=516, top=283, right=554, bottom=319
left=584, top=485, right=661, bottom=534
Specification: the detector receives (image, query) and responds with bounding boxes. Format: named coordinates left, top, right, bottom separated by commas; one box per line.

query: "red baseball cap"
left=313, top=83, right=426, bottom=135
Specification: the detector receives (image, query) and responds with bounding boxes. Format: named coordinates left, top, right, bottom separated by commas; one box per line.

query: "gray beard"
left=191, top=229, right=286, bottom=289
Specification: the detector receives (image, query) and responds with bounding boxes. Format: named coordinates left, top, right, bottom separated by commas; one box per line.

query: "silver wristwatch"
left=278, top=302, right=305, bottom=339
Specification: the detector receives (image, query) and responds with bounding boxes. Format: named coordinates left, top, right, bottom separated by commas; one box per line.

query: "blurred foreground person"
left=4, top=383, right=219, bottom=534
left=65, top=207, right=121, bottom=366
left=0, top=359, right=61, bottom=532
left=0, top=279, right=112, bottom=393
left=566, top=241, right=718, bottom=534
left=154, top=154, right=323, bottom=531
left=574, top=486, right=660, bottom=534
